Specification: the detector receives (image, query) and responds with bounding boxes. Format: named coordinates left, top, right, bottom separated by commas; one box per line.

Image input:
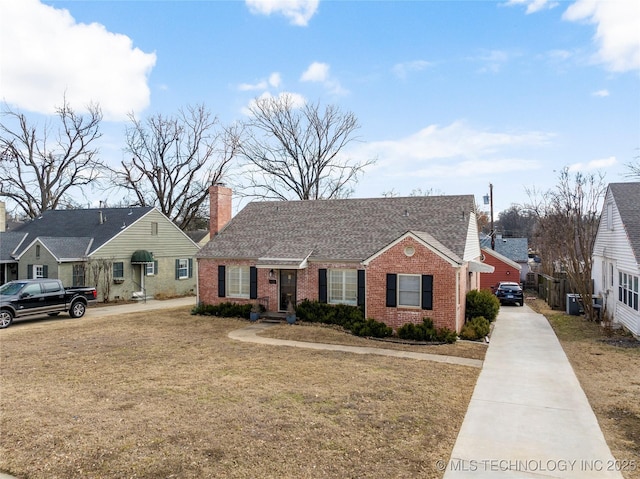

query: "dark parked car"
left=0, top=279, right=97, bottom=329
left=495, top=281, right=524, bottom=307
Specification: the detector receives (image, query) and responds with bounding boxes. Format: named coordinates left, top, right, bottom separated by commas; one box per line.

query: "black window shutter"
left=188, top=258, right=193, bottom=278
left=386, top=274, right=397, bottom=307
left=27, top=264, right=33, bottom=279
left=357, top=270, right=365, bottom=310
left=218, top=265, right=226, bottom=297
left=318, top=269, right=327, bottom=303
left=175, top=259, right=180, bottom=280
left=154, top=260, right=158, bottom=275
left=43, top=265, right=48, bottom=278
left=249, top=266, right=258, bottom=299
left=422, top=274, right=433, bottom=310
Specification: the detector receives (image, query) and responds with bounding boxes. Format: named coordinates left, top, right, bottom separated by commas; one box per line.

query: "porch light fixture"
left=269, top=269, right=275, bottom=279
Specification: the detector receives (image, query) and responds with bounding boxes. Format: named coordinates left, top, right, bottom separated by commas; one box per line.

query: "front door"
left=279, top=270, right=297, bottom=311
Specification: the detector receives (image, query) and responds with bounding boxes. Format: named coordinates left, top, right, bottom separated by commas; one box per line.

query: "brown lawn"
left=0, top=308, right=481, bottom=479
left=527, top=298, right=640, bottom=479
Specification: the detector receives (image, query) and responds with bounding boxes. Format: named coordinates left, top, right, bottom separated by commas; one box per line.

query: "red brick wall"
left=209, top=184, right=232, bottom=237
left=365, top=237, right=462, bottom=332
left=198, top=239, right=465, bottom=332
left=479, top=252, right=520, bottom=291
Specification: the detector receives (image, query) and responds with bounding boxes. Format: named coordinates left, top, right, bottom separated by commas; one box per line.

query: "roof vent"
left=403, top=209, right=409, bottom=217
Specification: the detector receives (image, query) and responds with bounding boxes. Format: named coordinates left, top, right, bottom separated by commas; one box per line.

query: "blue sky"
left=1, top=0, right=639, bottom=215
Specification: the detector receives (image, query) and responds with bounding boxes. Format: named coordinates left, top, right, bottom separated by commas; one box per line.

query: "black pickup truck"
left=0, top=279, right=97, bottom=329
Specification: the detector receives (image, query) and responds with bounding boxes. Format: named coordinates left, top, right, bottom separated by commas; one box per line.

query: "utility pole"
left=490, top=183, right=495, bottom=250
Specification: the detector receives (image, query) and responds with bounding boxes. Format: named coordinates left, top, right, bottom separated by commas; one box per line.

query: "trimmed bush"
left=192, top=302, right=252, bottom=319
left=466, top=289, right=500, bottom=322
left=350, top=318, right=393, bottom=338
left=460, top=316, right=491, bottom=341
left=397, top=318, right=457, bottom=344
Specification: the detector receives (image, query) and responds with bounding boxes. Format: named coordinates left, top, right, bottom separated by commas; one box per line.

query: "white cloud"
left=241, top=91, right=306, bottom=116
left=350, top=121, right=551, bottom=180
left=563, top=0, right=640, bottom=72
left=301, top=62, right=330, bottom=82
left=475, top=49, right=513, bottom=73
left=299, top=62, right=348, bottom=96
left=0, top=0, right=156, bottom=121
left=269, top=72, right=282, bottom=88
left=238, top=72, right=282, bottom=92
left=245, top=0, right=319, bottom=26
left=591, top=89, right=610, bottom=97
left=568, top=156, right=617, bottom=172
left=392, top=60, right=431, bottom=79
left=505, top=0, right=559, bottom=14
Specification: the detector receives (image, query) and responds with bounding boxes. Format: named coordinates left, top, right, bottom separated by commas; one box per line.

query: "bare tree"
left=495, top=204, right=537, bottom=239
left=624, top=152, right=640, bottom=179
left=0, top=99, right=103, bottom=218
left=526, top=168, right=607, bottom=320
left=240, top=94, right=375, bottom=200
left=111, top=105, right=240, bottom=230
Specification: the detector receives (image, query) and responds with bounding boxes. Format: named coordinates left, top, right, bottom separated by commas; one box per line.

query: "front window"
left=619, top=272, right=639, bottom=311
left=177, top=259, right=189, bottom=280
left=328, top=269, right=357, bottom=305
left=227, top=265, right=250, bottom=298
left=34, top=265, right=44, bottom=278
left=146, top=262, right=155, bottom=276
left=398, top=274, right=421, bottom=308
left=113, top=262, right=124, bottom=279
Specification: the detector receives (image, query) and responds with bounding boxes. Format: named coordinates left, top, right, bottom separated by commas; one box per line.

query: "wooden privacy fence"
left=536, top=273, right=570, bottom=310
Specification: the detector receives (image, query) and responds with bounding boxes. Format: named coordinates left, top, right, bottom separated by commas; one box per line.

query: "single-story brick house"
left=196, top=185, right=494, bottom=332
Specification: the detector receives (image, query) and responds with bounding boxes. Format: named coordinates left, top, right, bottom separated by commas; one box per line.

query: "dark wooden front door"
left=279, top=270, right=297, bottom=311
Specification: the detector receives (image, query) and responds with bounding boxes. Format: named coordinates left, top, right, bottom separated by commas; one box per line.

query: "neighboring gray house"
left=592, top=182, right=640, bottom=338
left=0, top=232, right=27, bottom=284
left=480, top=234, right=529, bottom=282
left=3, top=207, right=199, bottom=301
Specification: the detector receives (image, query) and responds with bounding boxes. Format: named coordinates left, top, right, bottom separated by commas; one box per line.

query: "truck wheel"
left=69, top=301, right=86, bottom=318
left=0, top=310, right=13, bottom=329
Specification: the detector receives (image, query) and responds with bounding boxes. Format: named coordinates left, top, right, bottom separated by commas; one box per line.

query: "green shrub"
left=192, top=302, right=252, bottom=319
left=396, top=317, right=457, bottom=343
left=466, top=289, right=500, bottom=322
left=296, top=300, right=364, bottom=328
left=350, top=318, right=393, bottom=338
left=460, top=316, right=491, bottom=341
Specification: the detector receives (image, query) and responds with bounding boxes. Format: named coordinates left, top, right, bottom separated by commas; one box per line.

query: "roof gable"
left=198, top=195, right=476, bottom=262
left=12, top=207, right=155, bottom=255
left=0, top=232, right=28, bottom=262
left=608, top=182, right=640, bottom=262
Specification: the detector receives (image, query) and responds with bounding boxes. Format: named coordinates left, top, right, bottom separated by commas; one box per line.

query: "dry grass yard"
left=528, top=298, right=640, bottom=479
left=0, top=307, right=481, bottom=479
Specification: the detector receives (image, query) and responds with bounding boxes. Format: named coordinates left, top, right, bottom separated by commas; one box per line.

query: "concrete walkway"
left=443, top=304, right=622, bottom=479
left=229, top=322, right=484, bottom=368
left=86, top=296, right=196, bottom=318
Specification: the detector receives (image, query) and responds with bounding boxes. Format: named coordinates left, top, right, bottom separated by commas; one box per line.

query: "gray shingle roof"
left=37, top=237, right=93, bottom=260
left=609, top=182, right=640, bottom=262
left=12, top=207, right=154, bottom=255
left=198, top=195, right=475, bottom=262
left=480, top=236, right=528, bottom=263
left=0, top=232, right=27, bottom=262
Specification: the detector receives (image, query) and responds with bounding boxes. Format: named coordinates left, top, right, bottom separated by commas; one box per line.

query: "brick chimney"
left=210, top=183, right=232, bottom=237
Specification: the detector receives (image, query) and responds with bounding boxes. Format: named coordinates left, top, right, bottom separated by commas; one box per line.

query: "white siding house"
left=592, top=182, right=640, bottom=338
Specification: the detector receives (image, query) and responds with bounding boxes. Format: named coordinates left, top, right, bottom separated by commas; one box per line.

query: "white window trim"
left=398, top=273, right=421, bottom=308
left=146, top=262, right=155, bottom=276
left=328, top=269, right=357, bottom=306
left=34, top=265, right=44, bottom=279
left=177, top=259, right=189, bottom=280
left=227, top=265, right=250, bottom=298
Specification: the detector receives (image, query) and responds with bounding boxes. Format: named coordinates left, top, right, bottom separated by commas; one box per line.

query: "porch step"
left=259, top=311, right=289, bottom=323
